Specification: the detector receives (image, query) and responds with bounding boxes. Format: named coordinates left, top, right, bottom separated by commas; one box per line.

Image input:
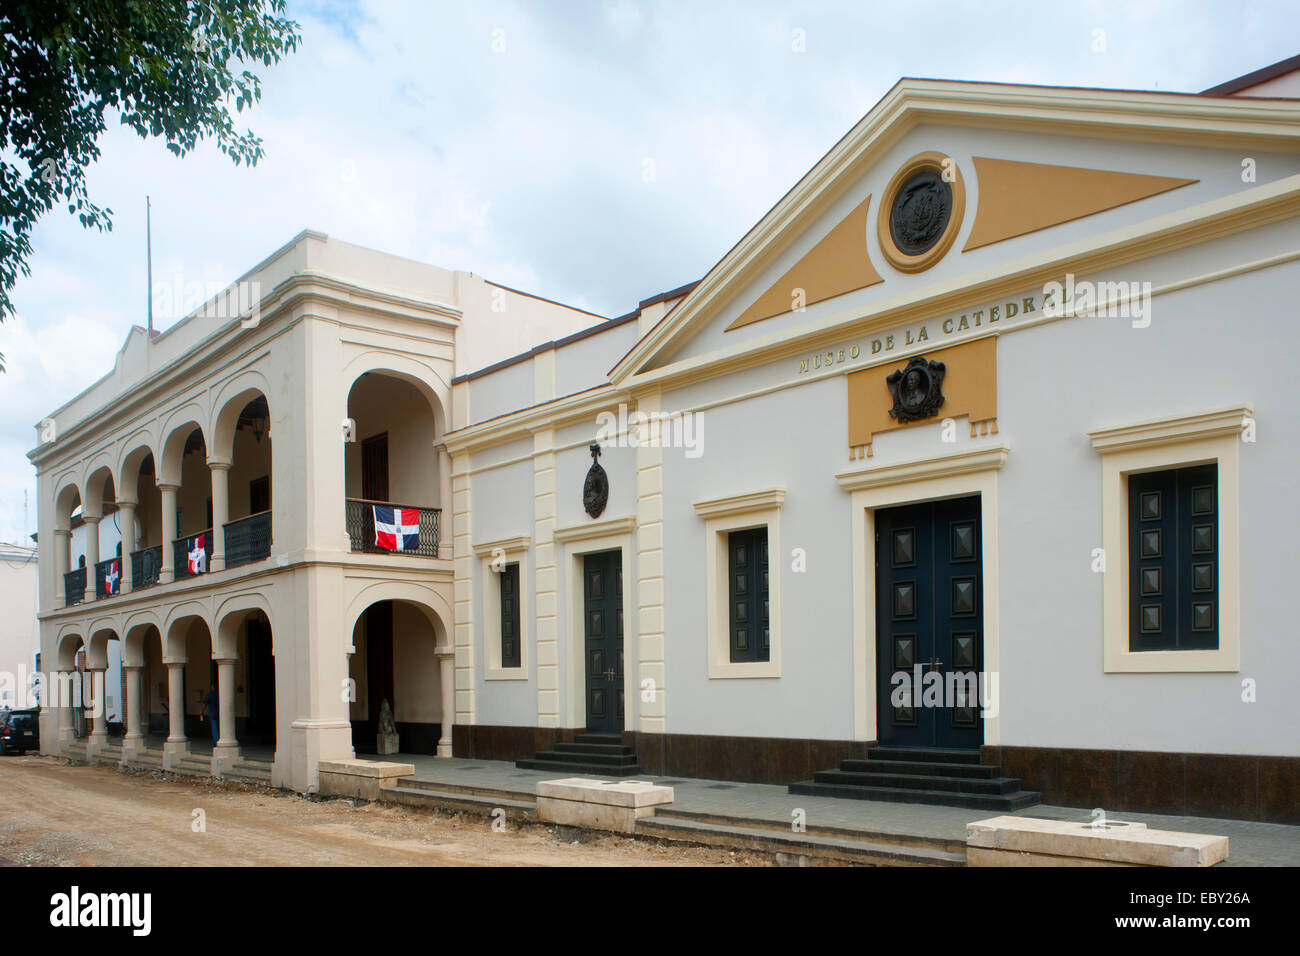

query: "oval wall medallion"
left=877, top=151, right=966, bottom=273
left=583, top=443, right=609, bottom=519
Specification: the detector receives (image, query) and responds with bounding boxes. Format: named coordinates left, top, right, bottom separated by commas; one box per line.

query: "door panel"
left=875, top=496, right=983, bottom=749
left=583, top=550, right=623, bottom=734
left=361, top=433, right=389, bottom=502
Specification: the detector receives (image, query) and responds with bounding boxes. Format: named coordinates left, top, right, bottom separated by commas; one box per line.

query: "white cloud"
left=1, top=0, right=1296, bottom=541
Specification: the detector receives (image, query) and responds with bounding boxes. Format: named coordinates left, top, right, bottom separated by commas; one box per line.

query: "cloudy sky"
left=0, top=0, right=1295, bottom=543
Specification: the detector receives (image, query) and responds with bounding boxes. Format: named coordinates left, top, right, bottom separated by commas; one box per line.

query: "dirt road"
left=0, top=755, right=763, bottom=866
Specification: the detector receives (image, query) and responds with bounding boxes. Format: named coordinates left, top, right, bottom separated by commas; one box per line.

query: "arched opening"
left=165, top=617, right=218, bottom=752
left=344, top=372, right=444, bottom=557
left=174, top=428, right=212, bottom=582
left=219, top=394, right=273, bottom=569
left=348, top=599, right=444, bottom=755
left=120, top=447, right=163, bottom=591
left=54, top=633, right=86, bottom=741
left=85, top=629, right=123, bottom=757
left=127, top=624, right=168, bottom=752
left=54, top=483, right=84, bottom=606
left=215, top=607, right=277, bottom=762
left=83, top=466, right=119, bottom=601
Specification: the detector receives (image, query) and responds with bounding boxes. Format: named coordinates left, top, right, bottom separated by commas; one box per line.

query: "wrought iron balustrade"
left=345, top=498, right=441, bottom=557
left=94, top=557, right=125, bottom=599
left=172, top=530, right=214, bottom=581
left=63, top=568, right=86, bottom=607
left=224, top=510, right=272, bottom=569
left=130, top=545, right=163, bottom=591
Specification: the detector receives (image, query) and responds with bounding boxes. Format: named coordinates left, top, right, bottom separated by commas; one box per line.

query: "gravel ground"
left=0, top=755, right=772, bottom=867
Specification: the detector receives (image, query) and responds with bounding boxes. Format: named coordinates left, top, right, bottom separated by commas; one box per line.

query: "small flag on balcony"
left=188, top=537, right=207, bottom=574
left=374, top=505, right=420, bottom=552
left=105, top=559, right=120, bottom=595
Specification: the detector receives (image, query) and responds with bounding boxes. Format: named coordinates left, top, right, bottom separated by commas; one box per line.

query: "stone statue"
left=377, top=698, right=399, bottom=755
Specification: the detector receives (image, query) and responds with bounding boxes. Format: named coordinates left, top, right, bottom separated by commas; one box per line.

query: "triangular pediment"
left=609, top=79, right=1300, bottom=388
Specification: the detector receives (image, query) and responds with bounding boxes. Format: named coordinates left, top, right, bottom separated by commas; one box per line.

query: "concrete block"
left=318, top=759, right=416, bottom=801
left=536, top=777, right=674, bottom=834
left=967, top=815, right=1228, bottom=867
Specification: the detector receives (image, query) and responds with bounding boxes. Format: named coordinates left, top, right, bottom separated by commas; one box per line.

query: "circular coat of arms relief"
left=876, top=152, right=966, bottom=273
left=889, top=168, right=952, bottom=256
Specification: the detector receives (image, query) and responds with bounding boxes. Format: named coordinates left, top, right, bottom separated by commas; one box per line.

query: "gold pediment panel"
left=963, top=157, right=1197, bottom=251
left=727, top=194, right=883, bottom=332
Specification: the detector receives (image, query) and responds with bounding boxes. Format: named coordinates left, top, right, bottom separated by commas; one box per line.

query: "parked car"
left=0, top=708, right=39, bottom=755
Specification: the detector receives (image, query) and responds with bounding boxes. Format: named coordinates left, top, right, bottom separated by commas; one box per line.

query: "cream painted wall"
left=1231, top=70, right=1300, bottom=97
left=0, top=544, right=39, bottom=709
left=344, top=374, right=438, bottom=506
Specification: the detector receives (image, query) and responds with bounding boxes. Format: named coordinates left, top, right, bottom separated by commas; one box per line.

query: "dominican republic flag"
left=104, top=559, right=120, bottom=595
left=188, top=537, right=207, bottom=575
left=374, top=505, right=420, bottom=552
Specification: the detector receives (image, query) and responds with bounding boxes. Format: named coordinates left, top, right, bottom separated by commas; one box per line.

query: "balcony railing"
left=224, top=510, right=272, bottom=569
left=63, top=568, right=86, bottom=607
left=345, top=498, right=441, bottom=557
left=131, top=545, right=163, bottom=591
left=172, top=529, right=214, bottom=581
left=94, top=557, right=125, bottom=599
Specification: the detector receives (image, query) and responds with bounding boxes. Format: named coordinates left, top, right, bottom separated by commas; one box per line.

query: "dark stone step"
left=528, top=749, right=639, bottom=767
left=842, top=758, right=997, bottom=778
left=812, top=769, right=1021, bottom=795
left=788, top=781, right=1042, bottom=812
left=574, top=733, right=624, bottom=746
left=553, top=741, right=635, bottom=756
left=867, top=746, right=983, bottom=765
left=515, top=758, right=643, bottom=777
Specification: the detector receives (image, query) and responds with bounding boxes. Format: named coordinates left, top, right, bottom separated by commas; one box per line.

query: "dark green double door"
left=583, top=550, right=623, bottom=735
left=876, top=496, right=984, bottom=750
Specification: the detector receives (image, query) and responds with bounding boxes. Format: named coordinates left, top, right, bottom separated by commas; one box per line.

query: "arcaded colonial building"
left=30, top=232, right=600, bottom=789
left=33, top=58, right=1300, bottom=819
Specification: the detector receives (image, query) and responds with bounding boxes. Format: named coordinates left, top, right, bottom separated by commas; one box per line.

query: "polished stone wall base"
left=453, top=724, right=870, bottom=785
left=982, top=745, right=1300, bottom=824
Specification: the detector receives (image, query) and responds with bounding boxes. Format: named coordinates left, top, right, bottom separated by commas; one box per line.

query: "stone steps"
left=788, top=780, right=1042, bottom=811
left=652, top=807, right=968, bottom=855
left=517, top=732, right=643, bottom=777
left=789, top=746, right=1041, bottom=811
left=634, top=815, right=966, bottom=866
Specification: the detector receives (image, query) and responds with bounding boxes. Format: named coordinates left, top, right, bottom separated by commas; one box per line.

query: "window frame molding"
left=473, top=535, right=531, bottom=680
left=1088, top=405, right=1249, bottom=674
left=693, top=488, right=785, bottom=679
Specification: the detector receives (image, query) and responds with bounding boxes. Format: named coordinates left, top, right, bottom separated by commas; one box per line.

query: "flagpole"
left=146, top=195, right=153, bottom=335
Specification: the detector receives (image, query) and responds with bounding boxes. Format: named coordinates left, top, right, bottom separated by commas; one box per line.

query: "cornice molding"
left=836, top=445, right=1009, bottom=493
left=553, top=516, right=636, bottom=543
left=471, top=535, right=531, bottom=556
left=1088, top=404, right=1253, bottom=454
left=444, top=384, right=628, bottom=457
left=29, top=275, right=460, bottom=471
left=692, top=487, right=787, bottom=520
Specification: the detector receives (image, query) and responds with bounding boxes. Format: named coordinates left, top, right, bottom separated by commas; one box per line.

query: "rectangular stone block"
left=536, top=777, right=674, bottom=835
left=318, top=759, right=415, bottom=801
left=967, top=815, right=1228, bottom=867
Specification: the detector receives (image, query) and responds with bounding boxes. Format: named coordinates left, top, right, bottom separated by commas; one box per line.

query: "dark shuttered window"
left=500, top=562, right=521, bottom=668
left=728, top=528, right=770, bottom=663
left=1129, top=463, right=1218, bottom=651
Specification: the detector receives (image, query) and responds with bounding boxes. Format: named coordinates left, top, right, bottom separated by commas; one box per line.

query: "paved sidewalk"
left=397, top=754, right=1299, bottom=866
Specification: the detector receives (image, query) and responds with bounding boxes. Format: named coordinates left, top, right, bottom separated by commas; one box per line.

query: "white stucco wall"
left=0, top=544, right=39, bottom=708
